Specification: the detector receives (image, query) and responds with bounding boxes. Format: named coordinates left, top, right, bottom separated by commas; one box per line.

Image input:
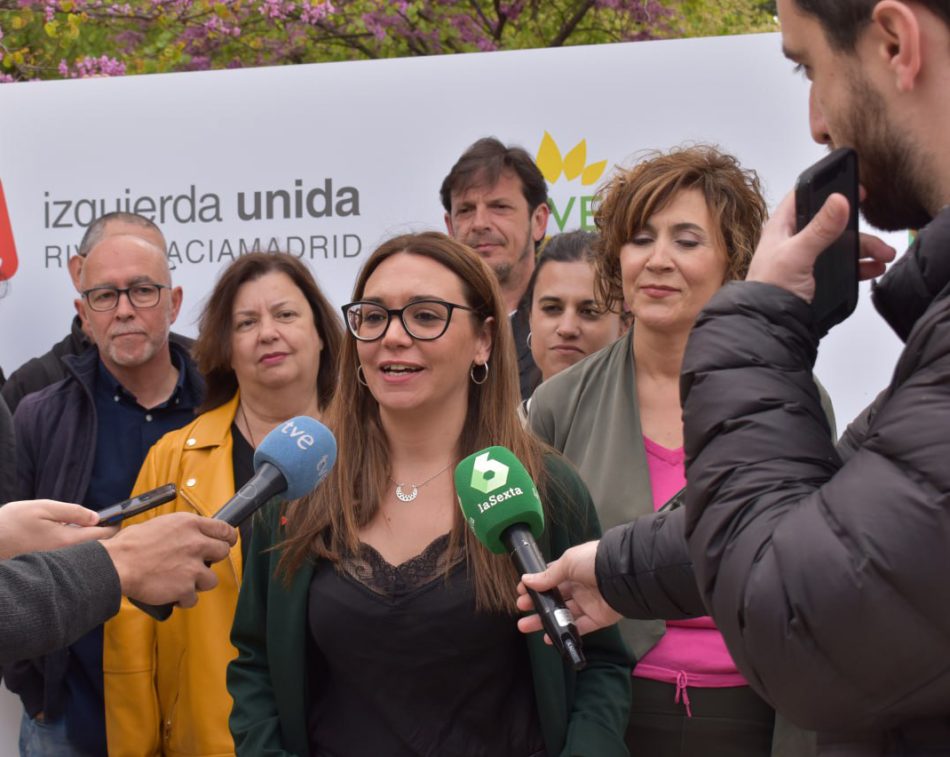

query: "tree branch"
left=549, top=0, right=596, bottom=46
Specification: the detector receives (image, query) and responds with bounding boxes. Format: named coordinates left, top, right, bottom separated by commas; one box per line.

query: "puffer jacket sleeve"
left=593, top=376, right=835, bottom=623
left=594, top=507, right=705, bottom=620
left=681, top=280, right=950, bottom=732
left=835, top=388, right=885, bottom=462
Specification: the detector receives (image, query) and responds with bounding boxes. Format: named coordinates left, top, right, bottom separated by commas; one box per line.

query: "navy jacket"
left=2, top=315, right=194, bottom=414
left=6, top=342, right=202, bottom=719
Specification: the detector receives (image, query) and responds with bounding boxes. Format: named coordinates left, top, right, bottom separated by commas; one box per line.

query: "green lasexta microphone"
left=455, top=446, right=585, bottom=670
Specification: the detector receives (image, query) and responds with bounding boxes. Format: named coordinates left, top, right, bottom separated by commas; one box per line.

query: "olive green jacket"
left=530, top=332, right=833, bottom=757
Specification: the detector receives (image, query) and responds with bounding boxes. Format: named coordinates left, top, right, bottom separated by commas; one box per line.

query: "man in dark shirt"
left=441, top=138, right=550, bottom=400
left=8, top=219, right=203, bottom=756
left=1, top=212, right=192, bottom=413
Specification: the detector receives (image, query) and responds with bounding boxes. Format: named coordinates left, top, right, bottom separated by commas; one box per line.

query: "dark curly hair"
left=440, top=137, right=548, bottom=215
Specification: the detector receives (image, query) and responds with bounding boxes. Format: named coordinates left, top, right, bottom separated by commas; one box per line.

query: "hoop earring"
left=357, top=364, right=368, bottom=387
left=470, top=362, right=489, bottom=385
left=526, top=331, right=532, bottom=349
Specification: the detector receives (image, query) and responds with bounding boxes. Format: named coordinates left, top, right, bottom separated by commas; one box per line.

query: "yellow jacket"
left=104, top=394, right=242, bottom=757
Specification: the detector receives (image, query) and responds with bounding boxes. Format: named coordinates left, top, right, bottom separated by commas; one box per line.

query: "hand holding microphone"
left=132, top=416, right=337, bottom=620
left=515, top=541, right=623, bottom=638
left=455, top=446, right=585, bottom=670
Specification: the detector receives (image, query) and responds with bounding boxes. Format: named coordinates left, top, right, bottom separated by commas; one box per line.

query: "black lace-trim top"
left=337, top=533, right=462, bottom=598
left=306, top=535, right=546, bottom=757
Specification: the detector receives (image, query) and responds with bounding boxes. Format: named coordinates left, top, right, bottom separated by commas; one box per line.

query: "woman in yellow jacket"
left=103, top=252, right=341, bottom=756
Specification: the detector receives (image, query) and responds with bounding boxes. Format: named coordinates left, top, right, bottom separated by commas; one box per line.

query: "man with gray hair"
left=6, top=215, right=204, bottom=756
left=1, top=212, right=191, bottom=413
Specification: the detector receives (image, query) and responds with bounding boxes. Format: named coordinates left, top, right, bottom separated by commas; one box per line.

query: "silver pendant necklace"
left=389, top=462, right=453, bottom=502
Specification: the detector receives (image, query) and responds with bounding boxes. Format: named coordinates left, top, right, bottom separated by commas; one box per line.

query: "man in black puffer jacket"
left=519, top=1, right=950, bottom=753
left=680, top=0, right=950, bottom=753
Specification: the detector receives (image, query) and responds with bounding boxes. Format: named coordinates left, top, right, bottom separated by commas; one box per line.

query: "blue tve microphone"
left=132, top=416, right=336, bottom=620
left=213, top=416, right=336, bottom=525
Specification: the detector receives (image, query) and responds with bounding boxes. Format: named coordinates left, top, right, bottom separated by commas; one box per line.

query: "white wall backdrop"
left=0, top=32, right=909, bottom=740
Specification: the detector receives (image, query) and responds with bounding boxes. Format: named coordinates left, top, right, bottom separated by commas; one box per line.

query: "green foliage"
left=677, top=0, right=777, bottom=37
left=0, top=0, right=778, bottom=83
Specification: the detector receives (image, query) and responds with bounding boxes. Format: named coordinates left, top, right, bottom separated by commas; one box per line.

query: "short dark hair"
left=440, top=137, right=548, bottom=214
left=78, top=212, right=165, bottom=257
left=525, top=230, right=604, bottom=310
left=192, top=252, right=343, bottom=413
left=794, top=0, right=950, bottom=50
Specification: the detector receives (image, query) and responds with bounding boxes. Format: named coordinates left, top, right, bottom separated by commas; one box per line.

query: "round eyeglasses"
left=82, top=283, right=170, bottom=312
left=342, top=299, right=477, bottom=342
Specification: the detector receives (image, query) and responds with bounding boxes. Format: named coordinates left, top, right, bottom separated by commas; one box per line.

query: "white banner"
left=0, top=33, right=904, bottom=439
left=0, top=30, right=915, bottom=743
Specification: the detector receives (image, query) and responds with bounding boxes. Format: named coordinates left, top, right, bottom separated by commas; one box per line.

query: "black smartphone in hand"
left=97, top=483, right=177, bottom=526
left=795, top=147, right=860, bottom=335
left=658, top=487, right=685, bottom=513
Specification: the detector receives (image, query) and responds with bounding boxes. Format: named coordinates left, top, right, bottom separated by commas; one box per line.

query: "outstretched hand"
left=747, top=190, right=895, bottom=302
left=0, top=499, right=115, bottom=560
left=515, top=540, right=621, bottom=641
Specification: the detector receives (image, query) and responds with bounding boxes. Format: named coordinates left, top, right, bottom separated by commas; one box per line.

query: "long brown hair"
left=278, top=232, right=549, bottom=612
left=192, top=252, right=343, bottom=413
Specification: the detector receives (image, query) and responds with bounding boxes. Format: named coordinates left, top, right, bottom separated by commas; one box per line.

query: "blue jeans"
left=18, top=711, right=100, bottom=757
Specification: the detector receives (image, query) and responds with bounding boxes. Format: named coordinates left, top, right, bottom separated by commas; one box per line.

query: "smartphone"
left=795, top=147, right=860, bottom=335
left=97, top=483, right=177, bottom=526
left=658, top=487, right=685, bottom=513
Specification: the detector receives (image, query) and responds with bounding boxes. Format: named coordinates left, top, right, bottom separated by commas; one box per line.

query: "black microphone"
left=131, top=417, right=337, bottom=620
left=455, top=446, right=585, bottom=669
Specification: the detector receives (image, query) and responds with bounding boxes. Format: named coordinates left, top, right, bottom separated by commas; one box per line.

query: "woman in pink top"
left=528, top=146, right=788, bottom=755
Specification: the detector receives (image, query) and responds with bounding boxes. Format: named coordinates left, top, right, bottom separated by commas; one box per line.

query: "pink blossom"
left=258, top=0, right=293, bottom=20
left=62, top=54, right=127, bottom=77
left=361, top=12, right=387, bottom=41
left=300, top=0, right=334, bottom=25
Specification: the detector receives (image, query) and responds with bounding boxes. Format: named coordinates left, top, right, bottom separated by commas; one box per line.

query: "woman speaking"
left=228, top=232, right=632, bottom=757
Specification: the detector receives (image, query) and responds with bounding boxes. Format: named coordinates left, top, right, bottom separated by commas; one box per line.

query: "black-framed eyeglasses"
left=82, top=283, right=170, bottom=312
left=342, top=299, right=477, bottom=342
